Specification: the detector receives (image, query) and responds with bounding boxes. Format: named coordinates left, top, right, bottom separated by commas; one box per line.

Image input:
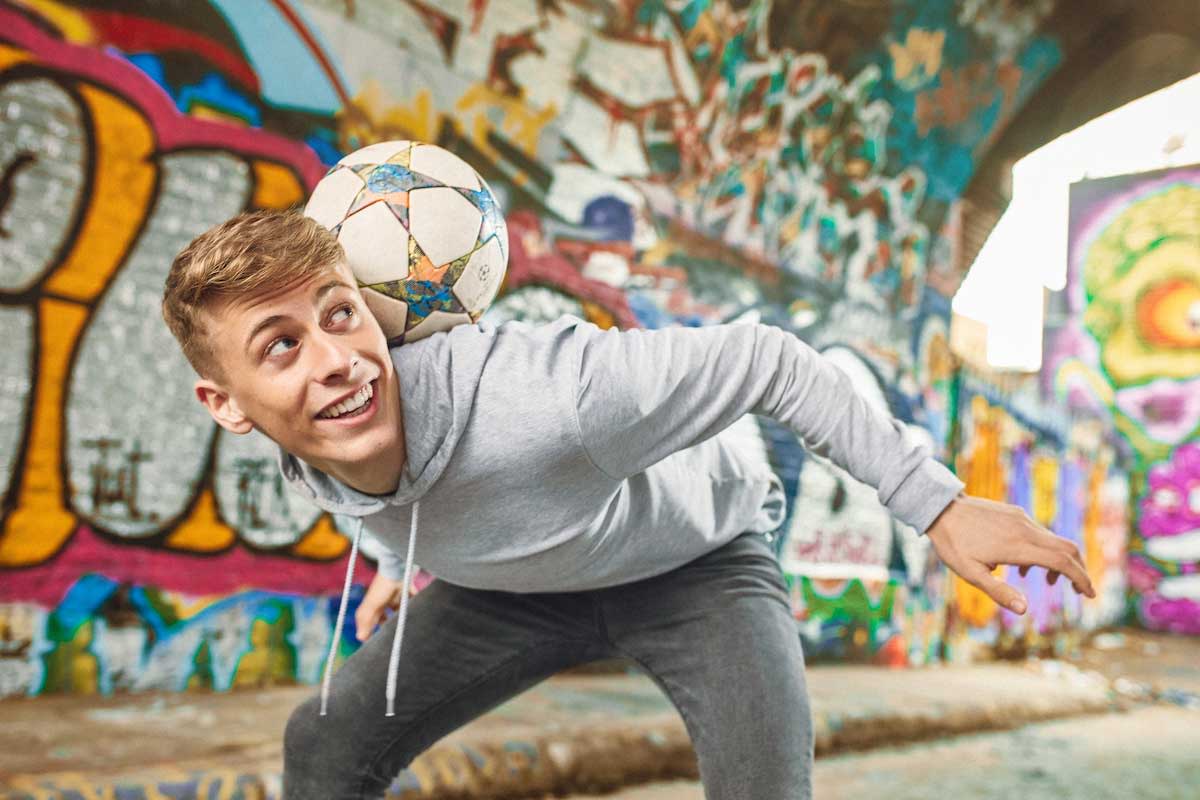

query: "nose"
left=309, top=328, right=356, bottom=384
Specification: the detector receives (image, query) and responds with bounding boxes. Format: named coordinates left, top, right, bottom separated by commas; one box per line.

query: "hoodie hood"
left=277, top=322, right=497, bottom=515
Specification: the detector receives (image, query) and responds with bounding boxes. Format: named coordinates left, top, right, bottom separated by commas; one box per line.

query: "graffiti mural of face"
left=196, top=260, right=404, bottom=492
left=1083, top=184, right=1200, bottom=446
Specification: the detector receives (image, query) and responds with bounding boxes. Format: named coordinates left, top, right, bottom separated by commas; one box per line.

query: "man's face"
left=196, top=260, right=402, bottom=478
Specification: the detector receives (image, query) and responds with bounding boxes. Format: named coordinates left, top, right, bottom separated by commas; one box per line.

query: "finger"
left=355, top=606, right=382, bottom=641
left=969, top=568, right=1027, bottom=614
left=1011, top=543, right=1090, bottom=596
left=1039, top=549, right=1095, bottom=598
left=1033, top=529, right=1088, bottom=567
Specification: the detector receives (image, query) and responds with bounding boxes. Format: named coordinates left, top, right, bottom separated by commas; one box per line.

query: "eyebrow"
left=243, top=279, right=354, bottom=356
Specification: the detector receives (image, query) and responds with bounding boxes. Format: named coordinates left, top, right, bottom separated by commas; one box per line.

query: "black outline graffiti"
left=0, top=152, right=37, bottom=239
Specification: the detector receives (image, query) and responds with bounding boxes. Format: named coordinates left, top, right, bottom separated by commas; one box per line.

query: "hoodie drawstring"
left=319, top=516, right=363, bottom=716
left=385, top=501, right=419, bottom=717
left=318, top=502, right=421, bottom=718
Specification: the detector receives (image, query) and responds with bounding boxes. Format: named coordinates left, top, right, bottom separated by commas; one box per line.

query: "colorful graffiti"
left=0, top=3, right=374, bottom=696
left=1047, top=165, right=1200, bottom=634
left=775, top=343, right=945, bottom=667
left=947, top=378, right=1128, bottom=659
left=0, top=0, right=1083, bottom=698
left=1134, top=442, right=1200, bottom=633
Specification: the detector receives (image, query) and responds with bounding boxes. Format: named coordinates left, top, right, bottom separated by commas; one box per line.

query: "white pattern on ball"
left=339, top=202, right=411, bottom=286
left=452, top=236, right=504, bottom=312
left=360, top=287, right=410, bottom=334
left=410, top=146, right=480, bottom=190
left=303, top=167, right=363, bottom=230
left=408, top=187, right=482, bottom=267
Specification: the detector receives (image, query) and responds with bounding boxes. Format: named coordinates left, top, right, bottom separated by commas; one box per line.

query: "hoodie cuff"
left=886, top=458, right=965, bottom=534
left=374, top=547, right=409, bottom=581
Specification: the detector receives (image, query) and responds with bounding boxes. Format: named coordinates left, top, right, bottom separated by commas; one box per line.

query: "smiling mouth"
left=317, top=380, right=376, bottom=420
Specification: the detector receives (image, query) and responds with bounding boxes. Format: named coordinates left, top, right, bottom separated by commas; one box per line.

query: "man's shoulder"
left=465, top=314, right=596, bottom=359
left=387, top=314, right=595, bottom=390
left=482, top=313, right=589, bottom=338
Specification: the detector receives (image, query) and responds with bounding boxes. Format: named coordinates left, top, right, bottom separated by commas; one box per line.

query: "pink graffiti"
left=1127, top=555, right=1163, bottom=594
left=1116, top=379, right=1200, bottom=447
left=790, top=530, right=885, bottom=566
left=1140, top=594, right=1200, bottom=635
left=0, top=525, right=372, bottom=607
left=505, top=210, right=638, bottom=327
left=1140, top=442, right=1200, bottom=539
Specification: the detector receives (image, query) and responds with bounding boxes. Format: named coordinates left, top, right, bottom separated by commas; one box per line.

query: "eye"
left=265, top=336, right=297, bottom=359
left=329, top=304, right=354, bottom=325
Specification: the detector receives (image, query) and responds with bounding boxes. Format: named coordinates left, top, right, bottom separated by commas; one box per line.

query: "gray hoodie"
left=278, top=316, right=964, bottom=713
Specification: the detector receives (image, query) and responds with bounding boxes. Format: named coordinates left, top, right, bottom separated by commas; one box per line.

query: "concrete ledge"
left=381, top=664, right=1118, bottom=798
left=0, top=662, right=1121, bottom=800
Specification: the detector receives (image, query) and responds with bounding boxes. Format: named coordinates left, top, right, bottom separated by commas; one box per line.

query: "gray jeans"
left=283, top=532, right=813, bottom=799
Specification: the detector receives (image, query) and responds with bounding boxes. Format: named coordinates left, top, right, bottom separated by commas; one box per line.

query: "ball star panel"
left=408, top=186, right=485, bottom=267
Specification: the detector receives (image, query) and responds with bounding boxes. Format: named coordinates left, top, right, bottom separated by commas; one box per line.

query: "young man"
left=163, top=210, right=1094, bottom=799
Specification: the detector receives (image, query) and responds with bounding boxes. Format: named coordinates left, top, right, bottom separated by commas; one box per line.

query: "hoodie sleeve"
left=362, top=528, right=409, bottom=581
left=572, top=320, right=963, bottom=533
left=374, top=547, right=409, bottom=582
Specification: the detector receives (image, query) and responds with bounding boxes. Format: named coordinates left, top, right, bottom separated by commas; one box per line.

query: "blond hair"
left=163, top=209, right=344, bottom=379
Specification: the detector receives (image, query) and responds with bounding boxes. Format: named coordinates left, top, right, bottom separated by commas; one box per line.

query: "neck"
left=331, top=447, right=406, bottom=496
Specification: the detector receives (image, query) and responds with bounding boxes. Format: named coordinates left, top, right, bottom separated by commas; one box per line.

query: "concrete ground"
left=1068, top=626, right=1200, bottom=696
left=1, top=628, right=1196, bottom=799
left=583, top=705, right=1200, bottom=800
left=575, top=628, right=1200, bottom=800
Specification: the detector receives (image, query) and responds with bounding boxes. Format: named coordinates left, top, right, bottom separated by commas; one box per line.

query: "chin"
left=324, top=426, right=398, bottom=465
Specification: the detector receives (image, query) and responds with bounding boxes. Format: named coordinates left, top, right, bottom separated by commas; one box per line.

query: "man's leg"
left=600, top=532, right=814, bottom=800
left=283, top=580, right=606, bottom=799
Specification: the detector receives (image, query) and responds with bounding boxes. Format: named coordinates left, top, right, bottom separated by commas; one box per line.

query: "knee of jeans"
left=283, top=694, right=325, bottom=766
left=284, top=693, right=422, bottom=790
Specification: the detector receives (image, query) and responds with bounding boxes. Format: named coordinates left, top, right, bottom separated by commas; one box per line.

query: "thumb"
left=971, top=568, right=1027, bottom=615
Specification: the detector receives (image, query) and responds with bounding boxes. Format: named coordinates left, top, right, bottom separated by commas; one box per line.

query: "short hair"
left=163, top=209, right=344, bottom=379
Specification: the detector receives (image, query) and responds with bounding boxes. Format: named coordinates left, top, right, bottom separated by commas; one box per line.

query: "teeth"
left=320, top=382, right=373, bottom=419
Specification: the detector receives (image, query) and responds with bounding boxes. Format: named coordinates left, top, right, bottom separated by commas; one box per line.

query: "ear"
left=195, top=378, right=253, bottom=434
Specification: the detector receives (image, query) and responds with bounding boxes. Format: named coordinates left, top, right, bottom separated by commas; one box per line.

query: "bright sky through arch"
left=953, top=71, right=1200, bottom=371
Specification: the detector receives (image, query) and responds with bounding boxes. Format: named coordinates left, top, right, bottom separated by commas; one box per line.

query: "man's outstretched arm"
left=570, top=320, right=1094, bottom=612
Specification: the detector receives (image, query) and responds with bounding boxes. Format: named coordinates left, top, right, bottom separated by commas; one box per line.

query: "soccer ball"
left=304, top=140, right=508, bottom=344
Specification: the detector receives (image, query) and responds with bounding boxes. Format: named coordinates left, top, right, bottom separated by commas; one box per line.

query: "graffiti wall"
left=1, top=0, right=1078, bottom=696
left=949, top=375, right=1129, bottom=660
left=1045, top=165, right=1200, bottom=635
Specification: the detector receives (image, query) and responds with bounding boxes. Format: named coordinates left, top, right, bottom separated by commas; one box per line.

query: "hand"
left=925, top=494, right=1096, bottom=615
left=355, top=574, right=403, bottom=642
